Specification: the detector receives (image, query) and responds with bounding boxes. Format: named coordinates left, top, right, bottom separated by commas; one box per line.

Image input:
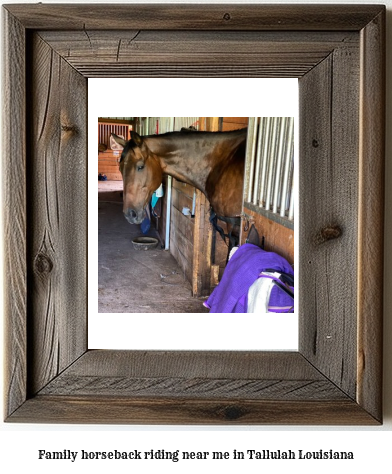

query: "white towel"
left=247, top=275, right=276, bottom=313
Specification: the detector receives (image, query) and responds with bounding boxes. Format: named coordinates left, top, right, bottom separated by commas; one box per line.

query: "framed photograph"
left=3, top=4, right=384, bottom=424
left=92, top=85, right=298, bottom=347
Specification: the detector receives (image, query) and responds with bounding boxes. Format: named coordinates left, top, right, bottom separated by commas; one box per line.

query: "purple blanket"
left=204, top=243, right=294, bottom=313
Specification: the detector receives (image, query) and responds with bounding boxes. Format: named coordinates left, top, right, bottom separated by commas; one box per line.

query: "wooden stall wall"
left=152, top=117, right=198, bottom=269
left=98, top=120, right=133, bottom=180
left=240, top=209, right=294, bottom=265
left=170, top=180, right=195, bottom=284
left=221, top=117, right=248, bottom=132
left=98, top=150, right=122, bottom=181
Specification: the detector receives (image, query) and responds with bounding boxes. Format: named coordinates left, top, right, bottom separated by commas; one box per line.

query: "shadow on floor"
left=98, top=181, right=209, bottom=313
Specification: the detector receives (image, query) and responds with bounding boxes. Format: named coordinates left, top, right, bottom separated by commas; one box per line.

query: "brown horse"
left=110, top=129, right=247, bottom=229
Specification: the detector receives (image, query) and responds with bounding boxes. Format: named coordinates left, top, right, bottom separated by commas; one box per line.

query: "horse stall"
left=98, top=117, right=212, bottom=312
left=98, top=118, right=133, bottom=180
left=148, top=117, right=250, bottom=298
left=98, top=116, right=294, bottom=313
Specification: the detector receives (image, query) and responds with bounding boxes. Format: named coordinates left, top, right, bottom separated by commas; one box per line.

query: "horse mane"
left=147, top=128, right=247, bottom=138
left=120, top=127, right=247, bottom=162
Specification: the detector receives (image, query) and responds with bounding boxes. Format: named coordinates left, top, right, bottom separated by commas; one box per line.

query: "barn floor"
left=98, top=181, right=209, bottom=313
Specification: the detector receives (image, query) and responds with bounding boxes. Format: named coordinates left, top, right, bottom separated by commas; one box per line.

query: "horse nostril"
left=125, top=209, right=137, bottom=219
left=124, top=209, right=139, bottom=223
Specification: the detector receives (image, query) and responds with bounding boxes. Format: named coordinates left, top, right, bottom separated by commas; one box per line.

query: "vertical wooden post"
left=192, top=118, right=220, bottom=296
left=3, top=9, right=27, bottom=418
left=28, top=34, right=87, bottom=394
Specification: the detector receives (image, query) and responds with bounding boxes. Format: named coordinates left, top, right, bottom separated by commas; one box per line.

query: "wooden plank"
left=98, top=162, right=120, bottom=168
left=98, top=157, right=120, bottom=164
left=169, top=242, right=193, bottom=285
left=192, top=191, right=212, bottom=296
left=223, top=117, right=249, bottom=124
left=357, top=9, right=385, bottom=422
left=37, top=30, right=359, bottom=78
left=170, top=207, right=194, bottom=244
left=2, top=9, right=27, bottom=418
left=241, top=206, right=294, bottom=265
left=170, top=228, right=194, bottom=267
left=222, top=122, right=248, bottom=131
left=39, top=30, right=354, bottom=58
left=191, top=117, right=220, bottom=296
left=6, top=4, right=383, bottom=31
left=34, top=350, right=333, bottom=379
left=99, top=173, right=122, bottom=181
left=28, top=33, right=87, bottom=395
left=11, top=395, right=377, bottom=425
left=171, top=188, right=194, bottom=215
left=299, top=43, right=360, bottom=399
left=172, top=178, right=196, bottom=199
left=170, top=182, right=195, bottom=286
left=10, top=351, right=378, bottom=425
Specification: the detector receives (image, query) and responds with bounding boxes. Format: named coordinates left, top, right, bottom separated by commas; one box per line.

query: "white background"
left=89, top=77, right=299, bottom=351
left=1, top=1, right=391, bottom=473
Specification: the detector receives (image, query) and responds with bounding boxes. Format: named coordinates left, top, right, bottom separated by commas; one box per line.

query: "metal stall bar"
left=288, top=175, right=295, bottom=221
left=258, top=117, right=271, bottom=208
left=264, top=117, right=278, bottom=211
left=247, top=119, right=259, bottom=203
left=280, top=118, right=294, bottom=218
left=243, top=118, right=257, bottom=204
left=252, top=118, right=265, bottom=206
left=272, top=117, right=287, bottom=214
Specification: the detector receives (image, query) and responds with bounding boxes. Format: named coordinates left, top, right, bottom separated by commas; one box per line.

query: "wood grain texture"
left=54, top=350, right=322, bottom=379
left=299, top=42, right=360, bottom=399
left=191, top=118, right=219, bottom=296
left=2, top=4, right=385, bottom=425
left=38, top=30, right=357, bottom=78
left=39, top=351, right=345, bottom=400
left=357, top=9, right=385, bottom=422
left=8, top=351, right=377, bottom=425
left=170, top=179, right=195, bottom=281
left=9, top=396, right=378, bottom=425
left=241, top=206, right=294, bottom=265
left=192, top=191, right=213, bottom=296
left=4, top=4, right=383, bottom=30
left=27, top=33, right=87, bottom=395
left=2, top=9, right=27, bottom=419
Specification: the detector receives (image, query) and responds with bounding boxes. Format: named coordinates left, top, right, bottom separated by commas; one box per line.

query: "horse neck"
left=144, top=131, right=245, bottom=193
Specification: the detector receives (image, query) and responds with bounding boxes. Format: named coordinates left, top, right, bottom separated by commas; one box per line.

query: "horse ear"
left=132, top=132, right=144, bottom=148
left=110, top=133, right=126, bottom=150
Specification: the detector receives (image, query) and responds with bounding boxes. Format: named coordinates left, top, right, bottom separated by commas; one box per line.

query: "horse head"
left=110, top=132, right=163, bottom=224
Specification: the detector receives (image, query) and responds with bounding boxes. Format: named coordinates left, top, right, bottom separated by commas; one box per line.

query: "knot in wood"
left=223, top=405, right=244, bottom=420
left=223, top=12, right=231, bottom=21
left=34, top=252, right=53, bottom=274
left=61, top=124, right=77, bottom=133
left=314, top=225, right=342, bottom=245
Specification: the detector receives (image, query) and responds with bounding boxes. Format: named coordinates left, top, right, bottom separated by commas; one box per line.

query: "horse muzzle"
left=124, top=208, right=145, bottom=225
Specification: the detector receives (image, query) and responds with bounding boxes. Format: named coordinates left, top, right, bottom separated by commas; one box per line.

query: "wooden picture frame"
left=3, top=4, right=385, bottom=424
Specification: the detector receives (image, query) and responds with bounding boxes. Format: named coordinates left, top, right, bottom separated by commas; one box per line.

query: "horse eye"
left=137, top=164, right=145, bottom=172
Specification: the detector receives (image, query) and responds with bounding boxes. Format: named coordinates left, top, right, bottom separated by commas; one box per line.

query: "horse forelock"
left=119, top=137, right=147, bottom=163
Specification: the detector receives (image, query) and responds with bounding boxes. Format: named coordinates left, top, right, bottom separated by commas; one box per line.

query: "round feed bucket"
left=132, top=236, right=159, bottom=251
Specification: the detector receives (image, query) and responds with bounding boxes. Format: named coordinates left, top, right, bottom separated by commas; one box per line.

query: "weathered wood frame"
left=3, top=4, right=385, bottom=424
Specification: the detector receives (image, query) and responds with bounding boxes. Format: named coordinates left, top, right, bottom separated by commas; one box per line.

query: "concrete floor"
left=98, top=181, right=209, bottom=313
